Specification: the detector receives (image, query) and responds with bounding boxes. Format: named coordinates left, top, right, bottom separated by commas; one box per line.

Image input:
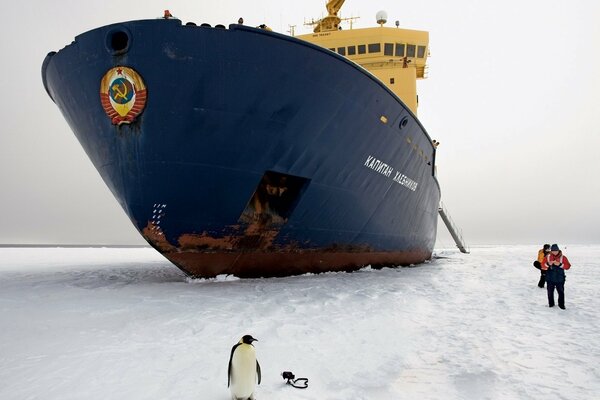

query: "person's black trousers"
left=538, top=270, right=546, bottom=288
left=547, top=282, right=565, bottom=307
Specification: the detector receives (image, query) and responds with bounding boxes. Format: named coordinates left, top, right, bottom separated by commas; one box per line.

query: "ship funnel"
left=376, top=10, right=387, bottom=26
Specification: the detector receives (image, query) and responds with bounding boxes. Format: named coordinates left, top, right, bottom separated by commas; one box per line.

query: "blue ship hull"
left=42, top=19, right=441, bottom=278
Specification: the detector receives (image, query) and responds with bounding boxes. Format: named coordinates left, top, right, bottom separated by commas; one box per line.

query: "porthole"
left=399, top=117, right=409, bottom=129
left=105, top=28, right=131, bottom=55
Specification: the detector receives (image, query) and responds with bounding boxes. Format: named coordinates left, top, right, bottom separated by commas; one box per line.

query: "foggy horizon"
left=2, top=0, right=599, bottom=247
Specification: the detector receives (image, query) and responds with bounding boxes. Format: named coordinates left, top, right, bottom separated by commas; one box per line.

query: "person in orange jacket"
left=542, top=244, right=571, bottom=309
left=533, top=244, right=550, bottom=288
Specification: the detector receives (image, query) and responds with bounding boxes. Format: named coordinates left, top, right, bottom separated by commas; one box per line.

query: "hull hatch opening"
left=240, top=171, right=310, bottom=228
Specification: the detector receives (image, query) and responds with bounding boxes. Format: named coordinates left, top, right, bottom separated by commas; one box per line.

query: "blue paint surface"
left=42, top=20, right=441, bottom=276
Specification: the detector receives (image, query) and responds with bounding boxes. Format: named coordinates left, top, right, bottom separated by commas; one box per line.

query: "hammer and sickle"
left=111, top=81, right=129, bottom=100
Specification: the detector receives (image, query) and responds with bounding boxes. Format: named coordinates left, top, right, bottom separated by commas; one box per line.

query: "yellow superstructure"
left=297, top=1, right=428, bottom=114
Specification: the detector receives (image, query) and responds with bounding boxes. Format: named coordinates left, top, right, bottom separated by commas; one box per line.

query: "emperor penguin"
left=228, top=335, right=261, bottom=400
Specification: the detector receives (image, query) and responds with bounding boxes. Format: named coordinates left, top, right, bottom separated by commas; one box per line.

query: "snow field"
left=0, top=245, right=598, bottom=399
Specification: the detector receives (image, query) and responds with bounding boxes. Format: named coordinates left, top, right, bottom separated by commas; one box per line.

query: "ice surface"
left=1, top=245, right=599, bottom=399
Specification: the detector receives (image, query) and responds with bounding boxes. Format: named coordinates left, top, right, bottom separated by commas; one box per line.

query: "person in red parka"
left=542, top=244, right=571, bottom=309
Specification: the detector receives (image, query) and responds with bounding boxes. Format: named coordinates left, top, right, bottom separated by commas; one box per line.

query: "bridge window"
left=407, top=44, right=416, bottom=57
left=368, top=43, right=381, bottom=53
left=395, top=43, right=405, bottom=57
left=384, top=43, right=393, bottom=56
left=417, top=45, right=426, bottom=58
left=337, top=47, right=346, bottom=56
left=347, top=45, right=356, bottom=55
left=358, top=44, right=366, bottom=54
left=328, top=48, right=335, bottom=52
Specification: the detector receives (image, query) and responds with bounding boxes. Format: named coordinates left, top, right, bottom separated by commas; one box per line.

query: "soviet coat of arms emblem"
left=100, top=66, right=147, bottom=125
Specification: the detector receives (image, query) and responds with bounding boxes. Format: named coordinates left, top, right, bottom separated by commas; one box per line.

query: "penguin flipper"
left=256, top=360, right=261, bottom=385
left=228, top=343, right=241, bottom=387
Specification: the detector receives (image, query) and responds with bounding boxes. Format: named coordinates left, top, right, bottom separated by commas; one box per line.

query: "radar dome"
left=376, top=10, right=388, bottom=25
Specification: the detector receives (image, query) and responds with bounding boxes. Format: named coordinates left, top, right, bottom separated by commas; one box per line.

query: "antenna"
left=305, top=15, right=359, bottom=31
left=376, top=10, right=387, bottom=26
left=346, top=15, right=359, bottom=29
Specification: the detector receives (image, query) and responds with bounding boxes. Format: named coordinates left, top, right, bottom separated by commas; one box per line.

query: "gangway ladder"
left=438, top=202, right=469, bottom=253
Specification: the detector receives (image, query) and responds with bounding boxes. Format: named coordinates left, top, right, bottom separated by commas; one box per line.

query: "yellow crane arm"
left=326, top=0, right=345, bottom=16
left=312, top=0, right=346, bottom=32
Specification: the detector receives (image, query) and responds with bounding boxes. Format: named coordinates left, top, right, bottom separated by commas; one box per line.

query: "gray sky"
left=1, top=0, right=599, bottom=245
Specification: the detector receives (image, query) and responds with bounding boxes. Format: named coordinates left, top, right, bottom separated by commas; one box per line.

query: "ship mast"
left=313, top=0, right=345, bottom=33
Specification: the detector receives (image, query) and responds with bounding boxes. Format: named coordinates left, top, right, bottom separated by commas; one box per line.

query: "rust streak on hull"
left=164, top=249, right=429, bottom=278
left=143, top=222, right=431, bottom=278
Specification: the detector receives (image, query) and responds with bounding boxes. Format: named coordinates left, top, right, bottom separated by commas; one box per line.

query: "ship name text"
left=364, top=155, right=393, bottom=178
left=364, top=155, right=419, bottom=192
